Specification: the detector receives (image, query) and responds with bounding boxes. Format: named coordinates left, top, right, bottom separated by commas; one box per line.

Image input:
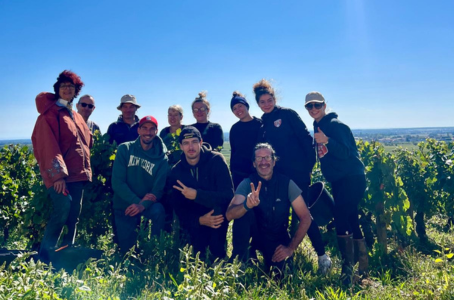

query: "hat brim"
left=117, top=103, right=141, bottom=110
left=305, top=100, right=325, bottom=104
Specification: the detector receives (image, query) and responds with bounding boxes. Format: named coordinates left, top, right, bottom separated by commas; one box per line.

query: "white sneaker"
left=318, top=254, right=332, bottom=275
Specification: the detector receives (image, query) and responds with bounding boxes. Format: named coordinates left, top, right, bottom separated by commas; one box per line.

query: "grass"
left=1, top=216, right=453, bottom=299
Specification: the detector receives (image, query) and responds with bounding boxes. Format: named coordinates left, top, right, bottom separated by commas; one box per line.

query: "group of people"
left=32, top=70, right=368, bottom=285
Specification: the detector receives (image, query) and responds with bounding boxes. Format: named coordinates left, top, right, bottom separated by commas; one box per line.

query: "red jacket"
left=32, top=92, right=93, bottom=188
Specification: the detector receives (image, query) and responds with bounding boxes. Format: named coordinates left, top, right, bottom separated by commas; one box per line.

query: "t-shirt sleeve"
left=288, top=179, right=302, bottom=203
left=235, top=178, right=251, bottom=197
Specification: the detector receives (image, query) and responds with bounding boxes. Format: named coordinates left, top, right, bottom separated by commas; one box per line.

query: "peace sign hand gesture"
left=173, top=180, right=197, bottom=200
left=245, top=181, right=262, bottom=210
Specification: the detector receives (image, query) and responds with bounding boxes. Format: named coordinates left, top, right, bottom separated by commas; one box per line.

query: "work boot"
left=354, top=238, right=369, bottom=277
left=337, top=234, right=354, bottom=286
left=317, top=253, right=332, bottom=275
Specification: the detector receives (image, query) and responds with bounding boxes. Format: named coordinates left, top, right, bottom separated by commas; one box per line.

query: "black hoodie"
left=169, top=145, right=234, bottom=231
left=314, top=112, right=365, bottom=182
left=258, top=106, right=316, bottom=188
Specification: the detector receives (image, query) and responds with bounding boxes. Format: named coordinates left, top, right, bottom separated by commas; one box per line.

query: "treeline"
left=0, top=134, right=453, bottom=256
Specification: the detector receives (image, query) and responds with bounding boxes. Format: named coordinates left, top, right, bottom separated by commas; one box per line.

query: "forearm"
left=226, top=202, right=248, bottom=221
left=288, top=216, right=311, bottom=251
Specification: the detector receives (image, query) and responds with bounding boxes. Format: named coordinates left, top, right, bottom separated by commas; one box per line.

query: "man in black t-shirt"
left=226, top=143, right=312, bottom=271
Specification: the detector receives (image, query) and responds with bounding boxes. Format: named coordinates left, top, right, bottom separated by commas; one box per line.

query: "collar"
left=57, top=98, right=73, bottom=110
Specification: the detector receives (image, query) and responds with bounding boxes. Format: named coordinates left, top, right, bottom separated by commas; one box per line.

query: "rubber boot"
left=337, top=234, right=354, bottom=286
left=354, top=238, right=369, bottom=277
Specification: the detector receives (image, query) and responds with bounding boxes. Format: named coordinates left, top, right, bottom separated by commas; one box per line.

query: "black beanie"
left=230, top=95, right=249, bottom=111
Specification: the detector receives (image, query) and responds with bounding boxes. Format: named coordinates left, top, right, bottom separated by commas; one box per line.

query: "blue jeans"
left=39, top=181, right=85, bottom=261
left=114, top=202, right=165, bottom=254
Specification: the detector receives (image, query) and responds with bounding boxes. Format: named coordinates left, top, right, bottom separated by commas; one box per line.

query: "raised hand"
left=314, top=127, right=329, bottom=144
left=173, top=180, right=197, bottom=200
left=199, top=209, right=224, bottom=228
left=245, top=181, right=262, bottom=209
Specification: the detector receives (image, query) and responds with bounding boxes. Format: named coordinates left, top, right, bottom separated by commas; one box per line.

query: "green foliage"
left=357, top=141, right=412, bottom=253
left=0, top=144, right=38, bottom=246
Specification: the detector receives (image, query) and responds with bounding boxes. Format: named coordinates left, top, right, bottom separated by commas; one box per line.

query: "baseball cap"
left=117, top=94, right=141, bottom=110
left=178, top=126, right=202, bottom=143
left=139, top=115, right=158, bottom=128
left=305, top=91, right=325, bottom=104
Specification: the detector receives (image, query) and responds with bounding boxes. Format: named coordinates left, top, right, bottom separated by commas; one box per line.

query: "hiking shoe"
left=318, top=254, right=332, bottom=275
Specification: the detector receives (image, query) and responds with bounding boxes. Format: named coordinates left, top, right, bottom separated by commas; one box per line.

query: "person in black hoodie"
left=229, top=91, right=262, bottom=189
left=169, top=126, right=233, bottom=261
left=305, top=91, right=368, bottom=285
left=190, top=91, right=224, bottom=151
left=253, top=79, right=332, bottom=275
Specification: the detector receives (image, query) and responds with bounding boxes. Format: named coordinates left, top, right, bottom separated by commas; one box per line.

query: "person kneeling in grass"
left=112, top=116, right=168, bottom=254
left=227, top=143, right=312, bottom=272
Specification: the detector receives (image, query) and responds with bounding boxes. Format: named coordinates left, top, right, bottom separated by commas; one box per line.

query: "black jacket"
left=107, top=115, right=140, bottom=146
left=169, top=145, right=234, bottom=230
left=229, top=117, right=262, bottom=188
left=191, top=122, right=224, bottom=151
left=258, top=106, right=316, bottom=188
left=249, top=172, right=291, bottom=240
left=314, top=112, right=365, bottom=182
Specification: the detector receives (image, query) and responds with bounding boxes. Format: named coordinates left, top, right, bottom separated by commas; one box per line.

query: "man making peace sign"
left=169, top=126, right=234, bottom=261
left=226, top=143, right=312, bottom=272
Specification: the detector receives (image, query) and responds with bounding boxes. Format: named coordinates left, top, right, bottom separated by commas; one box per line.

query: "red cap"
left=139, top=115, right=158, bottom=128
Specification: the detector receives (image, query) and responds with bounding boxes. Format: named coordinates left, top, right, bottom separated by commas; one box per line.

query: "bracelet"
left=243, top=201, right=251, bottom=211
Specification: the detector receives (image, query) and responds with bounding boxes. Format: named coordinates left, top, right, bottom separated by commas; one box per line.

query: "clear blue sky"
left=1, top=0, right=453, bottom=139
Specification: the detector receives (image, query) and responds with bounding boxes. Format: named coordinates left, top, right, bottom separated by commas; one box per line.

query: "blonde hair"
left=191, top=91, right=211, bottom=112
left=168, top=104, right=183, bottom=116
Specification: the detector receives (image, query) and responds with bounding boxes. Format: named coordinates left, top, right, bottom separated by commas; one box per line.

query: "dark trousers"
left=114, top=202, right=165, bottom=254
left=184, top=217, right=228, bottom=261
left=332, top=175, right=366, bottom=239
left=39, top=181, right=85, bottom=260
left=232, top=210, right=292, bottom=271
left=292, top=182, right=326, bottom=256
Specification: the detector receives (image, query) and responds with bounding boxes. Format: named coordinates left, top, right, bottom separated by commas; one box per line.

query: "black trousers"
left=331, top=174, right=366, bottom=239
left=185, top=217, right=228, bottom=261
left=231, top=210, right=292, bottom=271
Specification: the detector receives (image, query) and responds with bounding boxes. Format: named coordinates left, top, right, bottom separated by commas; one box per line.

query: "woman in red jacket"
left=32, top=70, right=92, bottom=263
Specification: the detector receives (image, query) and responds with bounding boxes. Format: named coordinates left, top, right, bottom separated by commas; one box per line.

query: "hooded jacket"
left=258, top=106, right=316, bottom=188
left=314, top=112, right=365, bottom=182
left=112, top=136, right=170, bottom=211
left=31, top=92, right=92, bottom=189
left=169, top=145, right=234, bottom=231
left=107, top=115, right=140, bottom=146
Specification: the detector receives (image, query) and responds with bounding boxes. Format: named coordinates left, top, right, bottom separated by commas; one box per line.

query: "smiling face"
left=253, top=148, right=275, bottom=180
left=192, top=101, right=209, bottom=123
left=168, top=109, right=183, bottom=127
left=138, top=122, right=157, bottom=147
left=307, top=102, right=326, bottom=123
left=232, top=103, right=250, bottom=121
left=258, top=94, right=276, bottom=114
left=58, top=81, right=76, bottom=101
left=120, top=103, right=138, bottom=119
left=180, top=137, right=202, bottom=163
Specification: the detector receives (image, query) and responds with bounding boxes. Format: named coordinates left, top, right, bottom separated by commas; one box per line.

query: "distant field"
left=383, top=143, right=419, bottom=153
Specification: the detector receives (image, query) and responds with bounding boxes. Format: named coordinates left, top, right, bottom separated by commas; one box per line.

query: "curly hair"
left=191, top=91, right=211, bottom=112
left=252, top=79, right=275, bottom=104
left=231, top=91, right=245, bottom=98
left=53, top=70, right=84, bottom=100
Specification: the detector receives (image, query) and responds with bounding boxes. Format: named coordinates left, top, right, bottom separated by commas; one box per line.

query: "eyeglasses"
left=60, top=84, right=75, bottom=89
left=255, top=155, right=273, bottom=162
left=79, top=102, right=94, bottom=109
left=305, top=102, right=324, bottom=110
left=193, top=107, right=207, bottom=113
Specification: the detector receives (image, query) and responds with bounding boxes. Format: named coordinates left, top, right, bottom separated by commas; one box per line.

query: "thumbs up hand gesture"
left=314, top=127, right=329, bottom=144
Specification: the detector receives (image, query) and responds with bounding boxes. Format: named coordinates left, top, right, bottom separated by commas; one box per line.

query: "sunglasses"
left=305, top=102, right=324, bottom=110
left=79, top=102, right=94, bottom=109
